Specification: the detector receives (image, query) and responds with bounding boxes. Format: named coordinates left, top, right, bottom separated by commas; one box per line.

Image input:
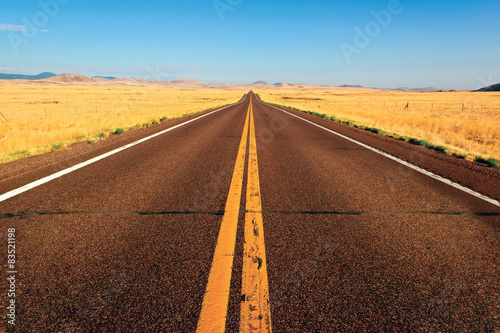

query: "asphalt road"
left=1, top=92, right=499, bottom=332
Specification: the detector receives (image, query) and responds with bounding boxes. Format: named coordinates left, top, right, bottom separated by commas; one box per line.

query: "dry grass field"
left=0, top=84, right=246, bottom=163
left=1, top=84, right=498, bottom=166
left=258, top=89, right=500, bottom=164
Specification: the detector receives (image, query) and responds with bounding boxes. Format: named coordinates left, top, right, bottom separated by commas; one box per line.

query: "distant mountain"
left=93, top=76, right=117, bottom=80
left=112, top=77, right=154, bottom=84
left=168, top=79, right=205, bottom=85
left=412, top=87, right=442, bottom=92
left=34, top=72, right=57, bottom=79
left=162, top=79, right=209, bottom=88
left=0, top=72, right=57, bottom=80
left=39, top=73, right=97, bottom=83
left=0, top=72, right=376, bottom=91
left=275, top=83, right=293, bottom=88
left=474, top=83, right=500, bottom=92
left=0, top=73, right=29, bottom=80
left=339, top=84, right=364, bottom=88
left=394, top=87, right=444, bottom=92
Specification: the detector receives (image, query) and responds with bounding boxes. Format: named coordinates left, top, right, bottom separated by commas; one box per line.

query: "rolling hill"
left=39, top=73, right=97, bottom=84
left=475, top=83, right=500, bottom=92
left=0, top=72, right=57, bottom=80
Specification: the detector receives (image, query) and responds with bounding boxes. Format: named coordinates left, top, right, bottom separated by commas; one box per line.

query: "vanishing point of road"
left=1, top=92, right=499, bottom=332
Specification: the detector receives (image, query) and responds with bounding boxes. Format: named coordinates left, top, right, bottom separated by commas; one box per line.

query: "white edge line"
left=0, top=94, right=249, bottom=203
left=257, top=98, right=500, bottom=208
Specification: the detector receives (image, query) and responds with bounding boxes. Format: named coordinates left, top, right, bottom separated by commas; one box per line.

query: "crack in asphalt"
left=1, top=210, right=498, bottom=220
left=0, top=211, right=225, bottom=220
left=261, top=211, right=500, bottom=216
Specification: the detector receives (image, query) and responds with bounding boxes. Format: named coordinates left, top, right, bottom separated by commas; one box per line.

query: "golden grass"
left=0, top=84, right=246, bottom=163
left=257, top=88, right=500, bottom=162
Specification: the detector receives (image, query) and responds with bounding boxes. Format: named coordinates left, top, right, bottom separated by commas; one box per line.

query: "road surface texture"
left=1, top=92, right=499, bottom=332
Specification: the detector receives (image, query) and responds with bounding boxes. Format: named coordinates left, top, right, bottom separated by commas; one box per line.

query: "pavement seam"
left=246, top=210, right=500, bottom=215
left=2, top=211, right=497, bottom=221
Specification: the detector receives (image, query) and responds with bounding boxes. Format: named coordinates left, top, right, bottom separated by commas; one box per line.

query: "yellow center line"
left=196, top=104, right=250, bottom=333
left=240, top=100, right=273, bottom=332
left=197, top=97, right=272, bottom=332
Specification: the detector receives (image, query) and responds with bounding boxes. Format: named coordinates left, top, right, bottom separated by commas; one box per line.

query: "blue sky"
left=1, top=0, right=499, bottom=89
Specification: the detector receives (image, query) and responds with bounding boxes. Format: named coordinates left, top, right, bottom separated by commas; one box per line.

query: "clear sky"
left=1, top=0, right=499, bottom=89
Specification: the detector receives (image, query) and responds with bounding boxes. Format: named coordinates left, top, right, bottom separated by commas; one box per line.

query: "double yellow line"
left=197, top=99, right=272, bottom=332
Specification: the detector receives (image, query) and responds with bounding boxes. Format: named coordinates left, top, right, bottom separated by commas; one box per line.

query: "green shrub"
left=114, top=128, right=125, bottom=134
left=10, top=150, right=29, bottom=157
left=452, top=152, right=466, bottom=159
left=408, top=138, right=421, bottom=145
left=420, top=141, right=432, bottom=147
left=366, top=127, right=382, bottom=134
left=487, top=158, right=500, bottom=168
left=51, top=143, right=65, bottom=151
left=475, top=156, right=500, bottom=168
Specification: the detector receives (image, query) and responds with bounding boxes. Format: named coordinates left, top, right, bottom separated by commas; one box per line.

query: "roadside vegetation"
left=0, top=84, right=245, bottom=163
left=258, top=89, right=500, bottom=168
